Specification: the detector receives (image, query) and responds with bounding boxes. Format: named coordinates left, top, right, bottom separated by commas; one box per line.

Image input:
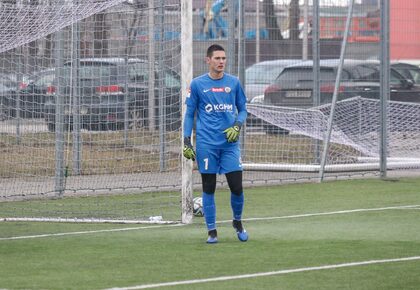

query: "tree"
left=263, top=0, right=283, bottom=40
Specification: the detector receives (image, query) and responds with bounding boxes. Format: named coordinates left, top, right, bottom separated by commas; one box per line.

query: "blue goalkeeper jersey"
left=185, top=73, right=247, bottom=149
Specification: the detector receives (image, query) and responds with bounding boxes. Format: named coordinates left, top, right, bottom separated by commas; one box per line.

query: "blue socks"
left=202, top=192, right=244, bottom=231
left=231, top=192, right=244, bottom=220
left=202, top=192, right=216, bottom=231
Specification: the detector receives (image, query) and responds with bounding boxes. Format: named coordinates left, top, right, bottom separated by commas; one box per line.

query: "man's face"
left=207, top=50, right=226, bottom=74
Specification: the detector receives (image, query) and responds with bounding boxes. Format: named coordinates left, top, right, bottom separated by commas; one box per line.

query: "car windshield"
left=246, top=64, right=285, bottom=84
left=393, top=67, right=420, bottom=84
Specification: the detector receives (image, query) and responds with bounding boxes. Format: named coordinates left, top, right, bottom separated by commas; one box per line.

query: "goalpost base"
left=243, top=158, right=420, bottom=173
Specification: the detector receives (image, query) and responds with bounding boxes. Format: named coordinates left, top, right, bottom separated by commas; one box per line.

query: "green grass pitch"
left=1, top=178, right=420, bottom=289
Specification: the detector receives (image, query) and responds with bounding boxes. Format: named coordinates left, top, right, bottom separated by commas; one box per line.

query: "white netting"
left=0, top=0, right=124, bottom=54
left=247, top=97, right=420, bottom=165
left=0, top=1, right=184, bottom=223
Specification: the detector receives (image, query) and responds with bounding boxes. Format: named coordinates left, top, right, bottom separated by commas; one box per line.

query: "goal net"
left=0, top=0, right=185, bottom=223
left=245, top=97, right=420, bottom=172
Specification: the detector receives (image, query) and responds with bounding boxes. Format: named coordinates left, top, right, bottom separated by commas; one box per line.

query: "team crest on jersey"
left=225, top=87, right=231, bottom=93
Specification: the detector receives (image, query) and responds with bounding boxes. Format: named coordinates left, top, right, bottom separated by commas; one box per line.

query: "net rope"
left=248, top=97, right=420, bottom=160
left=0, top=0, right=125, bottom=54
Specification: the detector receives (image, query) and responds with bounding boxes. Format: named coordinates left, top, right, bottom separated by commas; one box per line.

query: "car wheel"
left=129, top=108, right=144, bottom=130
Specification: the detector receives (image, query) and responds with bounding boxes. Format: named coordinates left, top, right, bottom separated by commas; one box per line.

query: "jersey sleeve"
left=183, top=82, right=198, bottom=138
left=235, top=80, right=248, bottom=125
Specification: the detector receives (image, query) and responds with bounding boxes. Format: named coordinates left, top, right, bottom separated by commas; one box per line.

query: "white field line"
left=105, top=256, right=420, bottom=290
left=1, top=204, right=419, bottom=241
left=220, top=204, right=420, bottom=224
left=0, top=224, right=185, bottom=241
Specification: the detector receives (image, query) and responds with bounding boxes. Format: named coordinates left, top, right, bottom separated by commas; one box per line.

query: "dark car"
left=0, top=74, right=18, bottom=120
left=262, top=59, right=420, bottom=133
left=16, top=69, right=54, bottom=118
left=0, top=83, right=16, bottom=120
left=264, top=59, right=420, bottom=108
left=42, top=58, right=181, bottom=131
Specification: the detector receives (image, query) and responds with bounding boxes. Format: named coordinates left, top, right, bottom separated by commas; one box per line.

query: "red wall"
left=390, top=0, right=420, bottom=60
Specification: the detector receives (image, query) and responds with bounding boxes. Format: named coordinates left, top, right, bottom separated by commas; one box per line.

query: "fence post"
left=319, top=0, right=354, bottom=181
left=54, top=25, right=66, bottom=197
left=72, top=15, right=82, bottom=175
left=379, top=0, right=390, bottom=179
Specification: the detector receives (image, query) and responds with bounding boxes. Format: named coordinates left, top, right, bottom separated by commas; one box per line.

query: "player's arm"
left=183, top=104, right=196, bottom=160
left=183, top=86, right=197, bottom=160
left=223, top=82, right=248, bottom=143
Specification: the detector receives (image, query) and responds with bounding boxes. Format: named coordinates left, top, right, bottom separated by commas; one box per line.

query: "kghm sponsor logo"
left=205, top=103, right=233, bottom=113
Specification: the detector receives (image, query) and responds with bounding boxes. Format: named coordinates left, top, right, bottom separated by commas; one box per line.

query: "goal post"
left=181, top=0, right=193, bottom=224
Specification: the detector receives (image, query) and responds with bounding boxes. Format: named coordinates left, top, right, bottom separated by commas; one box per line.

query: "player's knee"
left=226, top=171, right=243, bottom=195
left=201, top=173, right=216, bottom=193
left=230, top=183, right=243, bottom=196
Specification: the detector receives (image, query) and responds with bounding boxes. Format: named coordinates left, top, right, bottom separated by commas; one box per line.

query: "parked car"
left=262, top=59, right=420, bottom=133
left=0, top=74, right=18, bottom=119
left=42, top=58, right=181, bottom=131
left=12, top=69, right=54, bottom=118
left=245, top=59, right=302, bottom=102
left=0, top=83, right=16, bottom=120
left=264, top=59, right=420, bottom=108
left=245, top=59, right=301, bottom=127
left=0, top=72, right=46, bottom=118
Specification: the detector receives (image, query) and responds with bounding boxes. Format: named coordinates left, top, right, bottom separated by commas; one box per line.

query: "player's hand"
left=223, top=122, right=241, bottom=143
left=183, top=137, right=196, bottom=161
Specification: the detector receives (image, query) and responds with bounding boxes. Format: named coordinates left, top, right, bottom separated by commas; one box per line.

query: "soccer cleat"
left=232, top=220, right=248, bottom=242
left=206, top=229, right=218, bottom=244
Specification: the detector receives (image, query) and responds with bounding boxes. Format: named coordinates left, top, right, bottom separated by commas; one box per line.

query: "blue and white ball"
left=193, top=197, right=204, bottom=217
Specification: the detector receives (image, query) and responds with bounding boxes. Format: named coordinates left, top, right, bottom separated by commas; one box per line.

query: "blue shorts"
left=196, top=147, right=243, bottom=174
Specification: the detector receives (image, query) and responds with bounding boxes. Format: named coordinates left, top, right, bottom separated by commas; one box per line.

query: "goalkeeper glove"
left=183, top=137, right=196, bottom=161
left=223, top=121, right=242, bottom=143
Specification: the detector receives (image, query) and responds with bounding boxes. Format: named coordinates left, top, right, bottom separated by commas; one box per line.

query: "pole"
left=312, top=0, right=321, bottom=167
left=227, top=0, right=236, bottom=74
left=379, top=0, right=390, bottom=178
left=54, top=23, right=66, bottom=197
left=158, top=0, right=166, bottom=171
left=148, top=0, right=156, bottom=132
left=256, top=0, right=260, bottom=63
left=319, top=0, right=354, bottom=181
left=181, top=0, right=193, bottom=224
left=71, top=11, right=82, bottom=175
left=302, top=0, right=309, bottom=60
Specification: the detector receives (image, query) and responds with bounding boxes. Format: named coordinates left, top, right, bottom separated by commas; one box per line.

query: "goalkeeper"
left=183, top=44, right=248, bottom=244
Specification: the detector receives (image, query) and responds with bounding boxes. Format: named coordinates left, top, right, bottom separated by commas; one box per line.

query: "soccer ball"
left=193, top=197, right=204, bottom=217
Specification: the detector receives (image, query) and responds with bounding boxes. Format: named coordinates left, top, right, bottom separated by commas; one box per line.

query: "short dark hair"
left=207, top=44, right=225, bottom=57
